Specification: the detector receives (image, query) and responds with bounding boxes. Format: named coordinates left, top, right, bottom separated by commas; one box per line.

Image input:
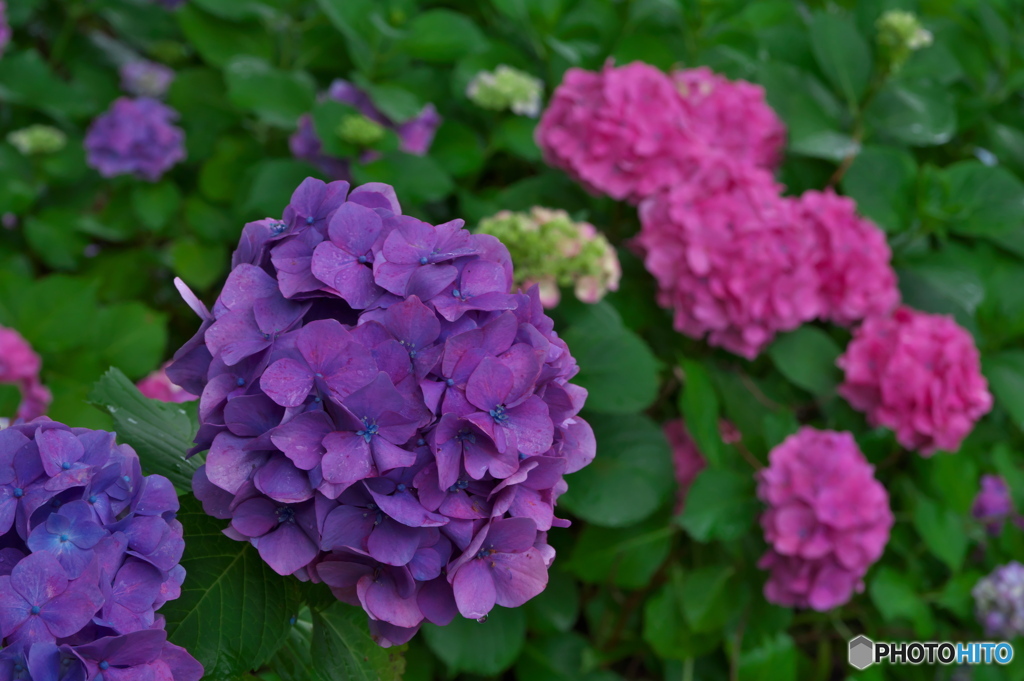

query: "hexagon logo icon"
left=849, top=635, right=874, bottom=670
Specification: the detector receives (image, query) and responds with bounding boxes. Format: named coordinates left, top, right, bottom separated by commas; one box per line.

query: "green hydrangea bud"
left=466, top=65, right=544, bottom=117
left=337, top=114, right=386, bottom=147
left=877, top=10, right=932, bottom=71
left=7, top=125, right=67, bottom=156
left=477, top=207, right=620, bottom=308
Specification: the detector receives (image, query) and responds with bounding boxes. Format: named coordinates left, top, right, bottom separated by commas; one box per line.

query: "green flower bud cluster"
left=337, top=114, right=386, bottom=147
left=477, top=207, right=620, bottom=308
left=7, top=124, right=67, bottom=156
left=466, top=65, right=544, bottom=117
left=877, top=10, right=933, bottom=71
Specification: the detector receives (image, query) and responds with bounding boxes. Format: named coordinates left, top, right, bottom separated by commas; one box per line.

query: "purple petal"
left=257, top=523, right=318, bottom=576
left=365, top=486, right=448, bottom=528
left=254, top=456, right=314, bottom=504
left=311, top=242, right=382, bottom=309
left=452, top=559, right=496, bottom=620
left=260, top=358, right=315, bottom=408
left=466, top=357, right=514, bottom=412
left=206, top=433, right=269, bottom=494
left=418, top=577, right=457, bottom=626
left=270, top=411, right=333, bottom=470
left=11, top=552, right=67, bottom=605
left=357, top=571, right=423, bottom=628
left=491, top=548, right=549, bottom=608
left=328, top=201, right=384, bottom=255
left=36, top=429, right=85, bottom=478
left=321, top=432, right=375, bottom=486
left=367, top=520, right=422, bottom=566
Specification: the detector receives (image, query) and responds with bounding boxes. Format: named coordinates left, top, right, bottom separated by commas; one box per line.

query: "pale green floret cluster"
left=7, top=125, right=67, bottom=156
left=877, top=10, right=933, bottom=71
left=337, top=113, right=386, bottom=146
left=466, top=65, right=544, bottom=117
left=477, top=207, right=621, bottom=308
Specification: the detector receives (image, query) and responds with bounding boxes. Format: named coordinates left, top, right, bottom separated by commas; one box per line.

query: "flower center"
left=61, top=462, right=71, bottom=470
left=448, top=479, right=470, bottom=493
left=358, top=255, right=368, bottom=264
left=88, top=495, right=98, bottom=504
left=99, top=661, right=110, bottom=670
left=276, top=506, right=295, bottom=524
left=356, top=420, right=380, bottom=443
left=419, top=256, right=429, bottom=265
left=236, top=377, right=245, bottom=387
left=30, top=606, right=40, bottom=615
left=271, top=221, right=287, bottom=235
left=489, top=405, right=510, bottom=425
left=59, top=534, right=69, bottom=543
left=13, top=487, right=23, bottom=498
left=396, top=483, right=407, bottom=492
left=305, top=216, right=315, bottom=225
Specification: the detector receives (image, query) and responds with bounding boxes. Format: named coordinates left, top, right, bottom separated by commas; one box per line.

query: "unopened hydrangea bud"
left=974, top=562, right=1024, bottom=638
left=337, top=113, right=386, bottom=147
left=877, top=10, right=933, bottom=70
left=466, top=65, right=544, bottom=117
left=120, top=60, right=175, bottom=98
left=477, top=207, right=620, bottom=308
left=7, top=125, right=67, bottom=156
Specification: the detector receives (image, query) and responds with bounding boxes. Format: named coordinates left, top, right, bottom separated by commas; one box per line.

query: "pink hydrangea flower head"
left=536, top=61, right=702, bottom=203
left=662, top=419, right=706, bottom=514
left=837, top=307, right=993, bottom=455
left=757, top=427, right=893, bottom=611
left=0, top=326, right=51, bottom=422
left=636, top=156, right=822, bottom=359
left=137, top=363, right=198, bottom=403
left=670, top=66, right=786, bottom=171
left=794, top=189, right=899, bottom=326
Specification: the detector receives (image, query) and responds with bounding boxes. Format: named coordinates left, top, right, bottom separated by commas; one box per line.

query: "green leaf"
left=170, top=239, right=229, bottom=291
left=360, top=82, right=424, bottom=124
left=88, top=368, right=198, bottom=492
left=561, top=302, right=660, bottom=414
left=865, top=79, right=956, bottom=147
left=310, top=603, right=405, bottom=681
left=494, top=117, right=542, bottom=161
left=23, top=209, right=87, bottom=271
left=94, top=303, right=168, bottom=380
left=559, top=413, right=673, bottom=527
left=352, top=153, right=454, bottom=206
left=682, top=566, right=735, bottom=632
left=985, top=351, right=1024, bottom=432
left=941, top=161, right=1024, bottom=238
left=679, top=468, right=758, bottom=542
left=177, top=5, right=274, bottom=68
left=840, top=146, right=917, bottom=233
left=992, top=444, right=1024, bottom=514
left=768, top=326, right=842, bottom=396
left=738, top=633, right=797, bottom=681
left=758, top=63, right=858, bottom=161
left=869, top=566, right=934, bottom=637
left=565, top=515, right=672, bottom=589
left=132, top=181, right=182, bottom=232
left=168, top=68, right=238, bottom=164
left=515, top=633, right=594, bottom=681
left=313, top=0, right=376, bottom=72
left=0, top=50, right=97, bottom=119
left=430, top=121, right=485, bottom=178
left=17, top=275, right=99, bottom=353
left=400, top=10, right=488, bottom=63
left=161, top=495, right=303, bottom=679
left=912, top=494, right=968, bottom=572
left=809, top=11, right=872, bottom=108
left=680, top=360, right=724, bottom=467
left=245, top=159, right=323, bottom=218
left=224, top=57, right=316, bottom=129
left=642, top=567, right=721, bottom=660
left=423, top=606, right=525, bottom=676
left=525, top=569, right=580, bottom=634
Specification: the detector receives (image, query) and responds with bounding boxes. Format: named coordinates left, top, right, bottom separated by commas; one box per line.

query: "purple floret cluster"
left=168, top=177, right=595, bottom=646
left=974, top=561, right=1024, bottom=638
left=84, top=97, right=185, bottom=182
left=0, top=419, right=202, bottom=681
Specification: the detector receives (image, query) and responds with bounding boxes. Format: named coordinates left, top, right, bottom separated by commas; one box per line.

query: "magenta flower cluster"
left=84, top=97, right=185, bottom=182
left=0, top=419, right=202, bottom=681
left=168, top=177, right=595, bottom=646
left=538, top=61, right=900, bottom=359
left=757, top=428, right=893, bottom=611
left=290, top=80, right=441, bottom=182
left=0, top=325, right=51, bottom=422
left=838, top=307, right=992, bottom=454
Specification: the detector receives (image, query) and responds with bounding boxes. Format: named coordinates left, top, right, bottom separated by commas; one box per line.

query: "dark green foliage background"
left=4, top=0, right=1024, bottom=679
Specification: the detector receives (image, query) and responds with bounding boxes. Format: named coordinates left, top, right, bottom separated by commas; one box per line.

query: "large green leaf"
left=224, top=57, right=316, bottom=129
left=561, top=302, right=660, bottom=414
left=840, top=145, right=917, bottom=233
left=642, top=566, right=721, bottom=661
left=177, top=5, right=274, bottom=68
left=869, top=567, right=934, bottom=638
left=941, top=161, right=1024, bottom=238
left=809, top=11, right=872, bottom=108
left=0, top=50, right=97, bottom=119
left=162, top=495, right=303, bottom=680
left=88, top=367, right=198, bottom=492
left=564, top=516, right=673, bottom=589
left=679, top=359, right=723, bottom=467
left=984, top=350, right=1024, bottom=431
left=865, top=79, right=956, bottom=147
left=352, top=153, right=454, bottom=206
left=310, top=603, right=405, bottom=681
left=422, top=606, right=525, bottom=676
left=93, top=303, right=169, bottom=380
left=559, top=413, right=673, bottom=527
left=912, top=494, right=969, bottom=572
left=400, top=10, right=488, bottom=63
left=768, top=326, right=843, bottom=396
left=679, top=468, right=759, bottom=542
left=313, top=0, right=377, bottom=72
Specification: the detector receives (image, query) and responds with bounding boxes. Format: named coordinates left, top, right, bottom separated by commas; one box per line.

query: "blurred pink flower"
left=137, top=363, right=197, bottom=403
left=794, top=189, right=899, bottom=326
left=662, top=419, right=706, bottom=514
left=0, top=325, right=51, bottom=421
left=671, top=66, right=786, bottom=171
left=536, top=61, right=703, bottom=204
left=837, top=307, right=992, bottom=455
left=758, top=428, right=893, bottom=611
left=636, top=156, right=821, bottom=359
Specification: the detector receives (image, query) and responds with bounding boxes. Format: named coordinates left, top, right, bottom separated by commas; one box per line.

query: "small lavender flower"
left=0, top=419, right=202, bottom=679
left=120, top=60, right=175, bottom=98
left=972, top=475, right=1020, bottom=535
left=170, top=176, right=594, bottom=647
left=974, top=562, right=1024, bottom=638
left=290, top=80, right=441, bottom=181
left=84, top=97, right=185, bottom=181
left=466, top=65, right=544, bottom=117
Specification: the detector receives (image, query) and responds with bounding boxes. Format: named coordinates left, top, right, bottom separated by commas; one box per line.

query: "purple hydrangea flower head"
left=757, top=428, right=893, bottom=611
left=290, top=80, right=442, bottom=181
left=974, top=562, right=1024, bottom=638
left=0, top=418, right=202, bottom=679
left=84, top=97, right=185, bottom=181
left=119, top=61, right=175, bottom=99
left=169, top=176, right=594, bottom=646
left=972, top=475, right=1022, bottom=535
